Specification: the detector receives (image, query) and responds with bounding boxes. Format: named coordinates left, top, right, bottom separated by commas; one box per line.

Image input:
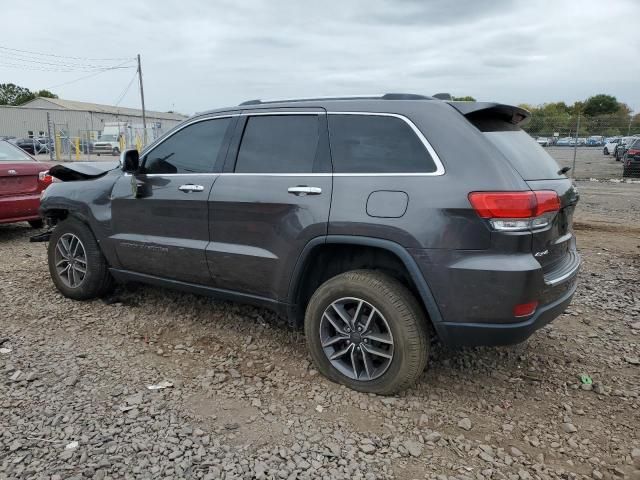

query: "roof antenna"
left=433, top=93, right=452, bottom=100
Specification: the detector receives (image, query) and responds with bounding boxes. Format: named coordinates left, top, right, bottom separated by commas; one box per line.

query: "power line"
left=46, top=61, right=136, bottom=89
left=0, top=45, right=132, bottom=62
left=113, top=69, right=139, bottom=106
left=0, top=51, right=136, bottom=70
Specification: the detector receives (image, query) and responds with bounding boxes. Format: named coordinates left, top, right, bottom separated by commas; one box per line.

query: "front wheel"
left=305, top=270, right=429, bottom=395
left=47, top=218, right=113, bottom=300
left=603, top=147, right=609, bottom=155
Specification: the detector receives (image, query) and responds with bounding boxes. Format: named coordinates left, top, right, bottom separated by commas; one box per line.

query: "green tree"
left=0, top=83, right=35, bottom=105
left=582, top=94, right=619, bottom=116
left=34, top=89, right=57, bottom=99
left=452, top=95, right=476, bottom=101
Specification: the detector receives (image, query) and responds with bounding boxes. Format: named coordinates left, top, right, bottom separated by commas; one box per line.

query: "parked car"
left=603, top=137, right=620, bottom=155
left=556, top=137, right=575, bottom=146
left=93, top=134, right=121, bottom=156
left=38, top=94, right=580, bottom=394
left=586, top=136, right=604, bottom=147
left=536, top=137, right=551, bottom=147
left=622, top=138, right=640, bottom=178
left=0, top=140, right=55, bottom=228
left=614, top=136, right=637, bottom=161
left=9, top=137, right=41, bottom=155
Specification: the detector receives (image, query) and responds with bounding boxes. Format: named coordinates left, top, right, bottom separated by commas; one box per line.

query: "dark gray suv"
left=39, top=94, right=580, bottom=394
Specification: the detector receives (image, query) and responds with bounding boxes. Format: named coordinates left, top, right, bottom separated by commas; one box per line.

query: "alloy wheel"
left=319, top=297, right=394, bottom=381
left=54, top=233, right=87, bottom=288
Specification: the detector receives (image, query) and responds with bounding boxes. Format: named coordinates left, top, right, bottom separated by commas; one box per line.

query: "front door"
left=207, top=110, right=332, bottom=300
left=110, top=115, right=235, bottom=284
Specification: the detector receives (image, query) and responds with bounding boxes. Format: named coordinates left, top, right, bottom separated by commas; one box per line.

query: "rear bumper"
left=437, top=273, right=577, bottom=346
left=408, top=247, right=580, bottom=347
left=0, top=194, right=41, bottom=223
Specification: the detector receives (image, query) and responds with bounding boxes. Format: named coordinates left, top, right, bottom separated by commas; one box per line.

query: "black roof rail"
left=238, top=93, right=432, bottom=106
left=432, top=93, right=453, bottom=100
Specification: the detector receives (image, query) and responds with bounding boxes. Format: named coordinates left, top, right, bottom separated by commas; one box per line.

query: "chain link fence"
left=523, top=114, right=640, bottom=181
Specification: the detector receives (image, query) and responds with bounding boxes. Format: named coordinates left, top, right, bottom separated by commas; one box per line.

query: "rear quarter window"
left=328, top=114, right=437, bottom=173
left=471, top=118, right=564, bottom=180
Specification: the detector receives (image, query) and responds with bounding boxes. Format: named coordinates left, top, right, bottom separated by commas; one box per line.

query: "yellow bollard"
left=75, top=138, right=80, bottom=161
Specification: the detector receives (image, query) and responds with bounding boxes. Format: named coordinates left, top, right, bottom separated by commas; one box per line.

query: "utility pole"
left=137, top=54, right=147, bottom=147
left=571, top=112, right=580, bottom=179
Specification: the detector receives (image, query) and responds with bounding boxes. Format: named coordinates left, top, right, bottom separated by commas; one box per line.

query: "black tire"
left=304, top=270, right=428, bottom=395
left=47, top=218, right=114, bottom=300
left=28, top=219, right=44, bottom=229
left=603, top=147, right=609, bottom=155
left=623, top=166, right=630, bottom=178
left=112, top=147, right=120, bottom=156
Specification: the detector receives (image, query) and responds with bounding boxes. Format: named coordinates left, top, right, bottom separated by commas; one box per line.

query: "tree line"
left=0, top=83, right=57, bottom=106
left=518, top=94, right=640, bottom=137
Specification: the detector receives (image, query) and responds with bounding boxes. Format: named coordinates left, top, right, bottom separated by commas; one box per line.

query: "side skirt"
left=109, top=268, right=289, bottom=316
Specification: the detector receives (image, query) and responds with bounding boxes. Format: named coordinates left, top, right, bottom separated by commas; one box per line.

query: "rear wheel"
left=112, top=147, right=120, bottom=156
left=305, top=270, right=428, bottom=395
left=48, top=218, right=113, bottom=300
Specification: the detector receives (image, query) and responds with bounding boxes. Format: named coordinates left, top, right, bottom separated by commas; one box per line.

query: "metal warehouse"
left=0, top=97, right=186, bottom=141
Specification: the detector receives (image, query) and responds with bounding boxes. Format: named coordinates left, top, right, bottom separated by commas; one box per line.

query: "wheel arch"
left=287, top=235, right=445, bottom=337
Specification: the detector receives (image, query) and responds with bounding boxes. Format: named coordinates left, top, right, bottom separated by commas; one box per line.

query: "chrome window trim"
left=139, top=110, right=445, bottom=177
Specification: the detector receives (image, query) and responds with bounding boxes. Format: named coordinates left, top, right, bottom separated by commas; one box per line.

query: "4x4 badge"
left=534, top=250, right=549, bottom=257
left=7, top=169, right=17, bottom=175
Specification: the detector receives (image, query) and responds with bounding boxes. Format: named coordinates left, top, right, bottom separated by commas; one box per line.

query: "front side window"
left=143, top=117, right=231, bottom=174
left=235, top=115, right=319, bottom=173
left=328, top=115, right=436, bottom=173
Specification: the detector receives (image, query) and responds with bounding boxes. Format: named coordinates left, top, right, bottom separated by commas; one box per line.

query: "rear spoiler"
left=447, top=102, right=531, bottom=127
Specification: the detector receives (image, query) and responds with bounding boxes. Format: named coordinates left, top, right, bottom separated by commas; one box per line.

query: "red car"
left=0, top=140, right=55, bottom=228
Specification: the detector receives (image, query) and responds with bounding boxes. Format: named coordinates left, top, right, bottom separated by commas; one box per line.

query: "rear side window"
left=483, top=129, right=564, bottom=180
left=235, top=115, right=319, bottom=173
left=469, top=116, right=564, bottom=180
left=328, top=115, right=436, bottom=173
left=144, top=117, right=231, bottom=174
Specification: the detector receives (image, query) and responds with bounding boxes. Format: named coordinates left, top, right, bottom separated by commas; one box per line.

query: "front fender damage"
left=49, top=161, right=120, bottom=182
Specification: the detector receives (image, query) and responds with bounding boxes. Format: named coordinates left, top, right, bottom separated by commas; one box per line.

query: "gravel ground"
left=1, top=181, right=639, bottom=480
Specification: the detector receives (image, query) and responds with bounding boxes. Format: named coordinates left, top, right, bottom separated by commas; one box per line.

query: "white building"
left=0, top=97, right=186, bottom=141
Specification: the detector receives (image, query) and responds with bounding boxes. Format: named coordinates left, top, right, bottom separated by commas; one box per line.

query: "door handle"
left=287, top=186, right=322, bottom=196
left=178, top=184, right=204, bottom=193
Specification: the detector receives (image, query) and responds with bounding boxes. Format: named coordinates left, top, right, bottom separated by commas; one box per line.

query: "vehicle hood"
left=49, top=161, right=120, bottom=182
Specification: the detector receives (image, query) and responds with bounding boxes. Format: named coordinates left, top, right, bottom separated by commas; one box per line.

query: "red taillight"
left=513, top=301, right=538, bottom=318
left=468, top=191, right=560, bottom=219
left=628, top=149, right=640, bottom=155
left=38, top=170, right=53, bottom=188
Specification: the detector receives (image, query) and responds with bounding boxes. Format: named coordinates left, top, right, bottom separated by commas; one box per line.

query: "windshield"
left=0, top=141, right=34, bottom=161
left=99, top=134, right=118, bottom=142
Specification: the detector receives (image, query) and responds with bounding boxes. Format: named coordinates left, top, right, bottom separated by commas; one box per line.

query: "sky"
left=2, top=0, right=639, bottom=115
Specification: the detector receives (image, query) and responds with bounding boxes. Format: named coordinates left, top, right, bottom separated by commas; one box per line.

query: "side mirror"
left=120, top=149, right=140, bottom=173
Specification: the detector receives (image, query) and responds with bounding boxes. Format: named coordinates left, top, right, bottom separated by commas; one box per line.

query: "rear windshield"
left=471, top=119, right=564, bottom=180
left=0, top=141, right=33, bottom=162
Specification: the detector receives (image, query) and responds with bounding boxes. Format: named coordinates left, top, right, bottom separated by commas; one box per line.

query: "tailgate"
left=526, top=179, right=579, bottom=272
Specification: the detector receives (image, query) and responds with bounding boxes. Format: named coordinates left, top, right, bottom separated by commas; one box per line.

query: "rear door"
left=207, top=109, right=332, bottom=300
left=110, top=115, right=235, bottom=284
